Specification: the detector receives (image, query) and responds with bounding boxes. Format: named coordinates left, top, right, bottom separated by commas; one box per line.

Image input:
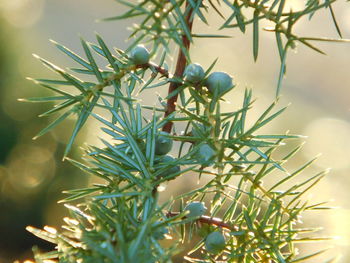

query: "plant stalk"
left=166, top=211, right=239, bottom=231
left=162, top=2, right=194, bottom=133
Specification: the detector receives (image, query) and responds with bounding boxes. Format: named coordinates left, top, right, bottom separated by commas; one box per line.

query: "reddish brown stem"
left=138, top=62, right=171, bottom=78
left=162, top=2, right=194, bottom=133
left=166, top=211, right=239, bottom=231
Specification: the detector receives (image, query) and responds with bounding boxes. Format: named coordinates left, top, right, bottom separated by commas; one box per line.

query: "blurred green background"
left=0, top=0, right=350, bottom=262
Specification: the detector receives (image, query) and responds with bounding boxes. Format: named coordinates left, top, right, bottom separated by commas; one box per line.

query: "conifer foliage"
left=23, top=0, right=348, bottom=262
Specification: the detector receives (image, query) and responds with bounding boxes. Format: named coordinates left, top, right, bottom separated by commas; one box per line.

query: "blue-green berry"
left=191, top=123, right=209, bottom=137
left=155, top=155, right=181, bottom=179
left=155, top=131, right=173, bottom=155
left=205, top=231, right=226, bottom=254
left=205, top=71, right=234, bottom=95
left=153, top=223, right=169, bottom=240
left=130, top=45, right=150, bottom=65
left=184, top=201, right=207, bottom=218
left=184, top=63, right=205, bottom=83
left=195, top=143, right=216, bottom=166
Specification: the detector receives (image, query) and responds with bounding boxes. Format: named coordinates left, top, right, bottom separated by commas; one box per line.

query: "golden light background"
left=0, top=0, right=350, bottom=262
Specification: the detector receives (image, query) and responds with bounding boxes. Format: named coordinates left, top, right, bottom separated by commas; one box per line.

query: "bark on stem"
left=162, top=2, right=194, bottom=133
left=157, top=4, right=237, bottom=233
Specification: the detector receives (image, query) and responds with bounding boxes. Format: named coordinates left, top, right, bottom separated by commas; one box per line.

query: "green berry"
left=155, top=155, right=181, bottom=179
left=205, top=231, right=226, bottom=254
left=155, top=131, right=173, bottom=155
left=191, top=123, right=209, bottom=137
left=153, top=226, right=168, bottom=240
left=130, top=45, right=150, bottom=65
left=153, top=222, right=169, bottom=240
left=195, top=143, right=215, bottom=166
left=205, top=71, right=234, bottom=95
left=184, top=63, right=205, bottom=83
left=184, top=201, right=207, bottom=218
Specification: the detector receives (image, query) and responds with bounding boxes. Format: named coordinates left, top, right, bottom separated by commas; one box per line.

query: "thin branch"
left=166, top=211, right=240, bottom=231
left=136, top=62, right=171, bottom=78
left=145, top=62, right=171, bottom=78
left=162, top=1, right=194, bottom=133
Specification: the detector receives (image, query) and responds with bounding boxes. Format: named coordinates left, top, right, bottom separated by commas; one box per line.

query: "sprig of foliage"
left=22, top=0, right=346, bottom=262
left=104, top=0, right=350, bottom=95
left=23, top=37, right=170, bottom=157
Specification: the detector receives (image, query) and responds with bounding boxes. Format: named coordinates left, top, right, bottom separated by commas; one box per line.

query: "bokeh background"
left=0, top=0, right=350, bottom=262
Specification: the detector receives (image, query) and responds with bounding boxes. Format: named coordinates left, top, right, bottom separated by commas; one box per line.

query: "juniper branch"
left=23, top=1, right=345, bottom=262
left=163, top=1, right=194, bottom=133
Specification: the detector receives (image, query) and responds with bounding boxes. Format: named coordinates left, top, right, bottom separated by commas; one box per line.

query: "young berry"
left=205, top=231, right=226, bottom=254
left=153, top=223, right=169, bottom=240
left=195, top=143, right=215, bottom=166
left=155, top=131, right=173, bottom=155
left=155, top=155, right=181, bottom=179
left=191, top=123, right=209, bottom=137
left=205, top=71, right=234, bottom=95
left=184, top=63, right=205, bottom=83
left=130, top=45, right=150, bottom=65
left=184, top=201, right=207, bottom=218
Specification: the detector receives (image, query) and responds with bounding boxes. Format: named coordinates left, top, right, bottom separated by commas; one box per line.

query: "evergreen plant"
left=23, top=1, right=349, bottom=262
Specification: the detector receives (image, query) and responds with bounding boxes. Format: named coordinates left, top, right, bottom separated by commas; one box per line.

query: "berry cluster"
left=184, top=201, right=227, bottom=253
left=129, top=46, right=235, bottom=98
left=153, top=131, right=181, bottom=180
left=184, top=63, right=235, bottom=96
left=128, top=45, right=233, bottom=255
